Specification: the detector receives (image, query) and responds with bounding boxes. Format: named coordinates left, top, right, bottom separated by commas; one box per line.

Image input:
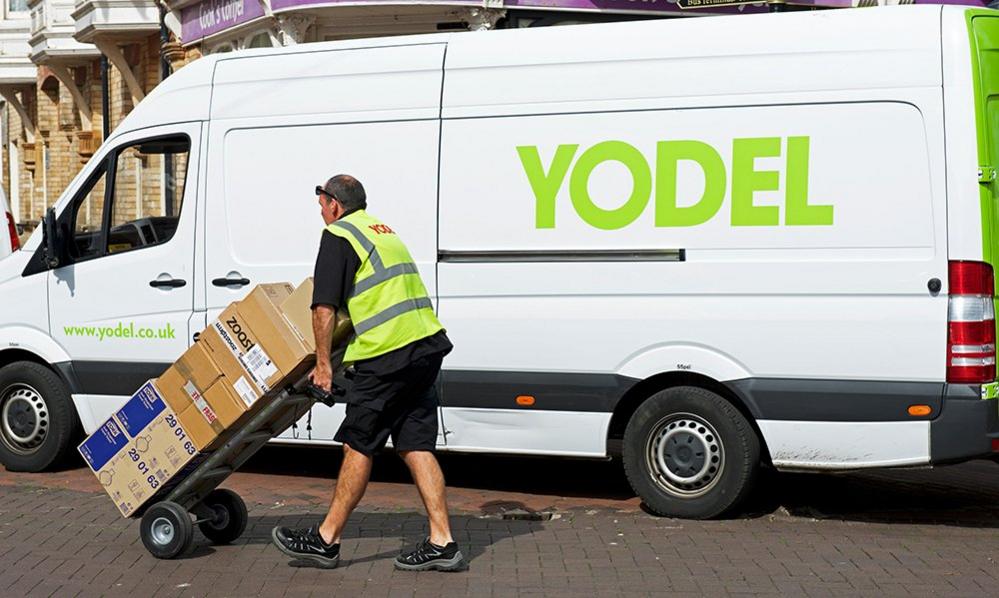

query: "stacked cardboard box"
left=79, top=279, right=344, bottom=517
left=78, top=382, right=202, bottom=517
left=157, top=283, right=315, bottom=450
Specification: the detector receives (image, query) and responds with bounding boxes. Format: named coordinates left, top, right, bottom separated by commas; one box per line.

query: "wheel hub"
left=209, top=504, right=230, bottom=530
left=664, top=431, right=707, bottom=478
left=151, top=517, right=175, bottom=545
left=1, top=384, right=48, bottom=455
left=647, top=413, right=724, bottom=498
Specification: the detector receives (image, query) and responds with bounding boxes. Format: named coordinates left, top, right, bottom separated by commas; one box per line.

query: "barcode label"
left=242, top=345, right=278, bottom=383
left=234, top=376, right=257, bottom=407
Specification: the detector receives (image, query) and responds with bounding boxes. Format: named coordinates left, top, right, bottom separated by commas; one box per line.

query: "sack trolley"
left=135, top=377, right=338, bottom=559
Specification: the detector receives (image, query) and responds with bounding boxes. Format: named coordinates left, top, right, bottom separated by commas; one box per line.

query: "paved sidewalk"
left=1, top=450, right=998, bottom=597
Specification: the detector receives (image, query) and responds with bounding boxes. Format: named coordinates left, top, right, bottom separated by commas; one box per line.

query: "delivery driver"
left=271, top=175, right=463, bottom=571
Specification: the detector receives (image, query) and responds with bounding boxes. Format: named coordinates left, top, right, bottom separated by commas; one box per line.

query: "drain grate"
left=479, top=500, right=558, bottom=521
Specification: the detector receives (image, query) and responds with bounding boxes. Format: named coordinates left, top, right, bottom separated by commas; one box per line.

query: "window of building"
left=7, top=0, right=28, bottom=14
left=247, top=32, right=273, bottom=48
left=69, top=165, right=108, bottom=261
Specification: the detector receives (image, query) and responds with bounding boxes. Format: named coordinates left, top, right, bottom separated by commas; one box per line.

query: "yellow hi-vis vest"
left=325, top=210, right=444, bottom=363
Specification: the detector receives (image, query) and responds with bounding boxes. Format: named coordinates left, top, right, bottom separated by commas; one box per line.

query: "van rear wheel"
left=0, top=361, right=78, bottom=472
left=623, top=386, right=759, bottom=519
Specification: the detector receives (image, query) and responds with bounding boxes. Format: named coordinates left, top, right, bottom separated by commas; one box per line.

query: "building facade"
left=0, top=0, right=982, bottom=235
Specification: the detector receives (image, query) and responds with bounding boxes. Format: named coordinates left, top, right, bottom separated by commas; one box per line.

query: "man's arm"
left=311, top=305, right=336, bottom=391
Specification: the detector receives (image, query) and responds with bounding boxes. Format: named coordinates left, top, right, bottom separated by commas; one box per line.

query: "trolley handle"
left=305, top=383, right=341, bottom=407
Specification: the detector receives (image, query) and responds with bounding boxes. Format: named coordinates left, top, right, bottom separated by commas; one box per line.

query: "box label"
left=79, top=418, right=128, bottom=471
left=233, top=376, right=257, bottom=407
left=244, top=345, right=278, bottom=382
left=115, top=382, right=166, bottom=437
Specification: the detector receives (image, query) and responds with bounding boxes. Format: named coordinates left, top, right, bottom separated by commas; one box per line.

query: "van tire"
left=623, top=385, right=759, bottom=519
left=0, top=361, right=79, bottom=472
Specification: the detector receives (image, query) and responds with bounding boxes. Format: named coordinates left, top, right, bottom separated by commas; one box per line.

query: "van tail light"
left=947, top=261, right=996, bottom=384
left=4, top=211, right=17, bottom=252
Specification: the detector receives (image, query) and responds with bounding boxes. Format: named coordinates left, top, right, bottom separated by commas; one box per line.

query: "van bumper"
left=930, top=384, right=999, bottom=464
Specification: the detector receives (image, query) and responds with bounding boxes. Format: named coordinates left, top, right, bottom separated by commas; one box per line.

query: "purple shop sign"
left=184, top=0, right=991, bottom=43
left=268, top=0, right=767, bottom=15
left=182, top=0, right=267, bottom=42
left=505, top=0, right=767, bottom=14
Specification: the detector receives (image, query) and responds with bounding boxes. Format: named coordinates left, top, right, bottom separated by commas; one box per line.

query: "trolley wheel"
left=140, top=501, right=194, bottom=559
left=197, top=489, right=248, bottom=545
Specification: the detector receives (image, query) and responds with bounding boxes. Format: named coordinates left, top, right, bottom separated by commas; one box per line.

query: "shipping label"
left=212, top=320, right=272, bottom=393
left=233, top=376, right=257, bottom=407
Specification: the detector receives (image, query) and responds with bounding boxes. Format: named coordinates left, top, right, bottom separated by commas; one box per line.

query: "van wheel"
left=0, top=361, right=78, bottom=472
left=623, top=386, right=759, bottom=519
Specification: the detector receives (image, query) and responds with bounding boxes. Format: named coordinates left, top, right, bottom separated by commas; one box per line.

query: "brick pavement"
left=1, top=449, right=998, bottom=597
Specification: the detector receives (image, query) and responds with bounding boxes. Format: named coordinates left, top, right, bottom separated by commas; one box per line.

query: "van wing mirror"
left=42, top=207, right=62, bottom=269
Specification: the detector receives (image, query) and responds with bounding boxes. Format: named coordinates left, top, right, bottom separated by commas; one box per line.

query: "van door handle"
left=150, top=278, right=187, bottom=288
left=212, top=276, right=250, bottom=287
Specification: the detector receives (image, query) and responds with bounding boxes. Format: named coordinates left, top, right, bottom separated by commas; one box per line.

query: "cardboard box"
left=281, top=277, right=316, bottom=352
left=78, top=382, right=198, bottom=517
left=237, top=283, right=313, bottom=377
left=156, top=342, right=248, bottom=450
left=203, top=283, right=315, bottom=401
left=281, top=277, right=355, bottom=360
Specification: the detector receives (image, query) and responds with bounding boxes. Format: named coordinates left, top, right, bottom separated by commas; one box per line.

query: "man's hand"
left=310, top=361, right=333, bottom=393
left=312, top=305, right=336, bottom=393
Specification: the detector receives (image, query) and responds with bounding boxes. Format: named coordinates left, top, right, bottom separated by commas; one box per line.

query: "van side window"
left=69, top=165, right=108, bottom=261
left=107, top=137, right=189, bottom=256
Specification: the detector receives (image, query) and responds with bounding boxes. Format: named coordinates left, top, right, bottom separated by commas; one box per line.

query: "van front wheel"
left=623, top=386, right=759, bottom=519
left=0, top=361, right=78, bottom=472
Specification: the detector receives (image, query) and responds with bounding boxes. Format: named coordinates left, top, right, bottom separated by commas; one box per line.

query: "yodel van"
left=1, top=5, right=998, bottom=518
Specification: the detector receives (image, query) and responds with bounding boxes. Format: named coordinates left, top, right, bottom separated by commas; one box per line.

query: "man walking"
left=272, top=175, right=462, bottom=571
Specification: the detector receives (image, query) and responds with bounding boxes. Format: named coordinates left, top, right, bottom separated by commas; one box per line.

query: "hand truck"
left=135, top=377, right=340, bottom=559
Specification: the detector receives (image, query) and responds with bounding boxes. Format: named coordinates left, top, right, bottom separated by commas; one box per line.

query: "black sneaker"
left=271, top=525, right=340, bottom=569
left=394, top=538, right=466, bottom=572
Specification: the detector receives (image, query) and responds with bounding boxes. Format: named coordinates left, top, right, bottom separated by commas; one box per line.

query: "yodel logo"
left=368, top=224, right=395, bottom=235
left=225, top=316, right=255, bottom=351
left=517, top=136, right=833, bottom=230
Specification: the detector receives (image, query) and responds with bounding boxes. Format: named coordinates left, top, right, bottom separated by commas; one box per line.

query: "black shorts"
left=333, top=353, right=443, bottom=457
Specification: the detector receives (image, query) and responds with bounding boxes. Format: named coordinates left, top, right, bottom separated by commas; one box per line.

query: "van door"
left=47, top=123, right=200, bottom=423
left=204, top=44, right=446, bottom=444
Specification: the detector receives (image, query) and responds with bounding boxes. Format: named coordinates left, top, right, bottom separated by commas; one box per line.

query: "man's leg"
left=319, top=443, right=374, bottom=545
left=271, top=441, right=373, bottom=567
left=399, top=450, right=453, bottom=546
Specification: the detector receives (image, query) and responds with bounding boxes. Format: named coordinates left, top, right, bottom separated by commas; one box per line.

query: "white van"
left=0, top=5, right=997, bottom=518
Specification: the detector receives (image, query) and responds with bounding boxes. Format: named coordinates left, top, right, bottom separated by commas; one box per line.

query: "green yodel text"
left=63, top=322, right=177, bottom=342
left=517, top=136, right=833, bottom=230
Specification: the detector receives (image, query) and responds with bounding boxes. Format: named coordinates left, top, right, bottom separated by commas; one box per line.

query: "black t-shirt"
left=312, top=228, right=453, bottom=376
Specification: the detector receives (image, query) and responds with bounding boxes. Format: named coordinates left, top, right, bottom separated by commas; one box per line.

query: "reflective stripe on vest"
left=352, top=296, right=434, bottom=336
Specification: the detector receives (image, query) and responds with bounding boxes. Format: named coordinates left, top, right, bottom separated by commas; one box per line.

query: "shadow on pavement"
left=240, top=444, right=636, bottom=501
left=742, top=460, right=999, bottom=528
left=233, top=446, right=999, bottom=528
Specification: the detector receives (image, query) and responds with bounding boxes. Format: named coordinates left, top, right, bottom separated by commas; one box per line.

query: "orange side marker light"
left=516, top=395, right=535, bottom=407
left=907, top=405, right=932, bottom=417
